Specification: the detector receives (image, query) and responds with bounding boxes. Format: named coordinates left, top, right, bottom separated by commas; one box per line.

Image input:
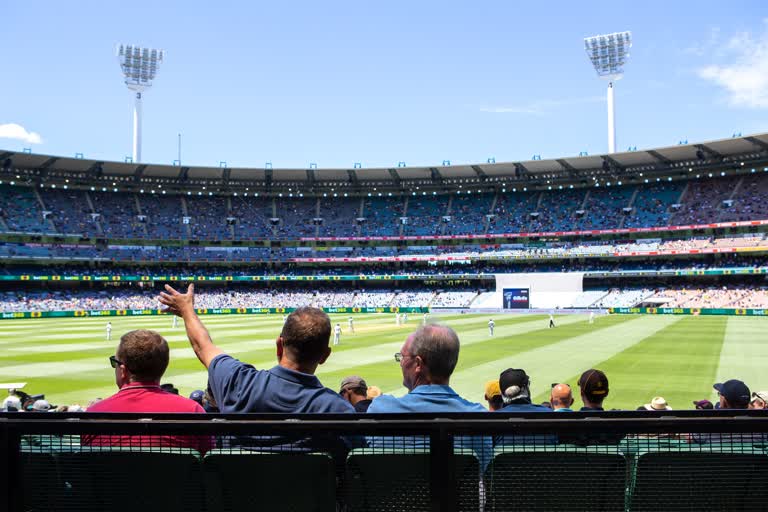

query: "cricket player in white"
left=395, top=313, right=401, bottom=326
left=348, top=316, right=355, bottom=333
left=589, top=311, right=595, bottom=324
left=106, top=321, right=112, bottom=341
left=333, top=323, right=342, bottom=345
left=403, top=313, right=408, bottom=323
left=549, top=313, right=555, bottom=328
left=172, top=315, right=178, bottom=329
left=423, top=312, right=428, bottom=325
left=488, top=319, right=495, bottom=336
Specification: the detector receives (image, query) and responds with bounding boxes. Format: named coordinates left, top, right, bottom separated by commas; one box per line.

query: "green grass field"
left=1, top=312, right=765, bottom=410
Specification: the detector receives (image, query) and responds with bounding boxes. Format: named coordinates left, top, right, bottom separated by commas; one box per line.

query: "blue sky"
left=1, top=1, right=767, bottom=168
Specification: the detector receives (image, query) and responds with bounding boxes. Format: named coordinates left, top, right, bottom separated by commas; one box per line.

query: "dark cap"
left=499, top=368, right=530, bottom=396
left=714, top=379, right=750, bottom=407
left=189, top=390, right=204, bottom=404
left=340, top=376, right=367, bottom=394
left=578, top=369, right=609, bottom=398
left=692, top=399, right=713, bottom=410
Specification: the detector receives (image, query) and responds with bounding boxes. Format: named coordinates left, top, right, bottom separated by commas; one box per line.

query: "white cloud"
left=697, top=20, right=768, bottom=108
left=0, top=123, right=43, bottom=144
left=481, top=96, right=603, bottom=115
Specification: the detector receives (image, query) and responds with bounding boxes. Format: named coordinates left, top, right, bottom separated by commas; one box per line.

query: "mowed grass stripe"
left=449, top=314, right=680, bottom=404
left=714, top=316, right=768, bottom=400
left=541, top=316, right=728, bottom=409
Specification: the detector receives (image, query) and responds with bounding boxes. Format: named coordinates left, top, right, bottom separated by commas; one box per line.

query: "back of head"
left=499, top=368, right=530, bottom=403
left=280, top=306, right=332, bottom=365
left=550, top=383, right=573, bottom=408
left=409, top=324, right=460, bottom=381
left=117, top=329, right=169, bottom=382
left=578, top=369, right=609, bottom=404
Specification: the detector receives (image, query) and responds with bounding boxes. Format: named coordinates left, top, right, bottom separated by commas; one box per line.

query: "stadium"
left=3, top=7, right=768, bottom=512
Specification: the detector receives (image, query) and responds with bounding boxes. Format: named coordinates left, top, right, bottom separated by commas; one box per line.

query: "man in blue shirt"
left=158, top=284, right=356, bottom=452
left=494, top=368, right=554, bottom=446
left=367, top=324, right=492, bottom=469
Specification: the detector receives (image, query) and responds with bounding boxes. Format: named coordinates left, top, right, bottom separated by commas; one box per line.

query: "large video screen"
left=503, top=288, right=530, bottom=309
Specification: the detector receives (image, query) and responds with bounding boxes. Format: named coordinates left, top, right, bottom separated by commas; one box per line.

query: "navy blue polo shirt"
left=208, top=354, right=354, bottom=414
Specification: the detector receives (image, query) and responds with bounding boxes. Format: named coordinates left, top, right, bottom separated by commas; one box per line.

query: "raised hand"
left=158, top=283, right=195, bottom=317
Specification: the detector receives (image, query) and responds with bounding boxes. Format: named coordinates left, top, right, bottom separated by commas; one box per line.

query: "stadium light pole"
left=116, top=44, right=165, bottom=163
left=584, top=31, right=631, bottom=154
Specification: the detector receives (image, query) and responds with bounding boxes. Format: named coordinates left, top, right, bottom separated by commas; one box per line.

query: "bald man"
left=550, top=383, right=574, bottom=412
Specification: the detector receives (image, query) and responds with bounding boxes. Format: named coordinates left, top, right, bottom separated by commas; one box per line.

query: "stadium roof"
left=2, top=133, right=767, bottom=193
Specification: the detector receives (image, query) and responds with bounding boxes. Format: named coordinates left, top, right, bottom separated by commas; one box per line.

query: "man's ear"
left=276, top=336, right=284, bottom=360
left=318, top=345, right=332, bottom=365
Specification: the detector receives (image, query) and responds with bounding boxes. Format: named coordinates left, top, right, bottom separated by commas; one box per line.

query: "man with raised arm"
left=158, top=284, right=353, bottom=415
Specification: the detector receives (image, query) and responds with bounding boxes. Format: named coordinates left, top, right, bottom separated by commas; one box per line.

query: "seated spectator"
left=496, top=369, right=551, bottom=413
left=367, top=325, right=492, bottom=469
left=578, top=369, right=610, bottom=411
left=160, top=383, right=179, bottom=395
left=30, top=399, right=51, bottom=412
left=484, top=380, right=503, bottom=411
left=642, top=397, right=672, bottom=411
left=750, top=391, right=768, bottom=410
left=714, top=379, right=751, bottom=409
left=158, top=284, right=356, bottom=455
left=494, top=368, right=554, bottom=446
left=82, top=329, right=213, bottom=454
left=340, top=376, right=372, bottom=412
left=550, top=383, right=574, bottom=412
left=692, top=380, right=763, bottom=444
left=693, top=399, right=714, bottom=410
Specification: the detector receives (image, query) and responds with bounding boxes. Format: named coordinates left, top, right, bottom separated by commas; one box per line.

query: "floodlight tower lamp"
left=116, top=44, right=165, bottom=163
left=584, top=31, right=631, bottom=154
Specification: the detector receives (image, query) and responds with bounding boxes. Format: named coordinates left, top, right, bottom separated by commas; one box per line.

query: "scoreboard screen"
left=503, top=288, right=530, bottom=309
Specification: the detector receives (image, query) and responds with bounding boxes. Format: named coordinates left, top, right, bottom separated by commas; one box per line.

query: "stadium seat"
left=344, top=448, right=480, bottom=512
left=54, top=447, right=204, bottom=512
left=20, top=446, right=61, bottom=512
left=484, top=446, right=627, bottom=511
left=203, top=450, right=336, bottom=512
left=629, top=450, right=768, bottom=511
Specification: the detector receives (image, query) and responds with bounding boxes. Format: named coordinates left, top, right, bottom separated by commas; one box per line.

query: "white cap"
left=31, top=399, right=51, bottom=411
left=2, top=395, right=21, bottom=411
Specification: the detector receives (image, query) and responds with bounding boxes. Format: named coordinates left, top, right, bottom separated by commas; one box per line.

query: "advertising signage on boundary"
left=610, top=307, right=767, bottom=316
left=0, top=273, right=494, bottom=282
left=0, top=306, right=429, bottom=320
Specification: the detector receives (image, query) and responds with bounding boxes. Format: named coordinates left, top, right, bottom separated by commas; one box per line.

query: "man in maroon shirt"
left=82, top=329, right=213, bottom=454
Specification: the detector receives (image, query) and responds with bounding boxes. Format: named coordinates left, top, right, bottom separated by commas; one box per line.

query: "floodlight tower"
left=584, top=31, right=631, bottom=154
left=116, top=44, right=164, bottom=163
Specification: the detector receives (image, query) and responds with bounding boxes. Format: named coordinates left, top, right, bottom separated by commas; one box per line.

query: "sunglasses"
left=109, top=355, right=129, bottom=371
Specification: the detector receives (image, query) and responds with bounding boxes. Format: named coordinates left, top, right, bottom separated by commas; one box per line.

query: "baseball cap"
left=484, top=380, right=501, bottom=399
left=643, top=397, right=671, bottom=411
left=578, top=369, right=609, bottom=398
left=499, top=368, right=530, bottom=396
left=340, top=376, right=367, bottom=394
left=692, top=399, right=713, bottom=410
left=2, top=395, right=21, bottom=411
left=751, top=391, right=768, bottom=404
left=189, top=390, right=205, bottom=404
left=713, top=379, right=750, bottom=407
left=31, top=399, right=50, bottom=412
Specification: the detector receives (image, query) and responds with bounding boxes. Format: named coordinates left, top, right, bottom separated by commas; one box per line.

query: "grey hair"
left=502, top=385, right=530, bottom=405
left=409, top=324, right=460, bottom=380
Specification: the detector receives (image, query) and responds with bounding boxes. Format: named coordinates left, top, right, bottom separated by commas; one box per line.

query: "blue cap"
left=713, top=380, right=750, bottom=407
left=189, top=390, right=205, bottom=404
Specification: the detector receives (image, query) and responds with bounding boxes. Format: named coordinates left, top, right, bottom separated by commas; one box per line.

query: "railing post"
left=430, top=425, right=457, bottom=512
left=1, top=422, right=23, bottom=512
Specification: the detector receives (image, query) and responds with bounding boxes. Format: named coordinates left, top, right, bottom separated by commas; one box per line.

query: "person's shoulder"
left=84, top=393, right=119, bottom=412
left=164, top=393, right=207, bottom=412
left=313, top=388, right=355, bottom=412
left=366, top=394, right=401, bottom=412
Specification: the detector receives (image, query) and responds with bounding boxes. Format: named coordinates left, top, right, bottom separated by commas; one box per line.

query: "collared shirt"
left=366, top=385, right=492, bottom=469
left=82, top=381, right=213, bottom=454
left=208, top=355, right=354, bottom=414
left=580, top=406, right=605, bottom=411
left=554, top=407, right=573, bottom=412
